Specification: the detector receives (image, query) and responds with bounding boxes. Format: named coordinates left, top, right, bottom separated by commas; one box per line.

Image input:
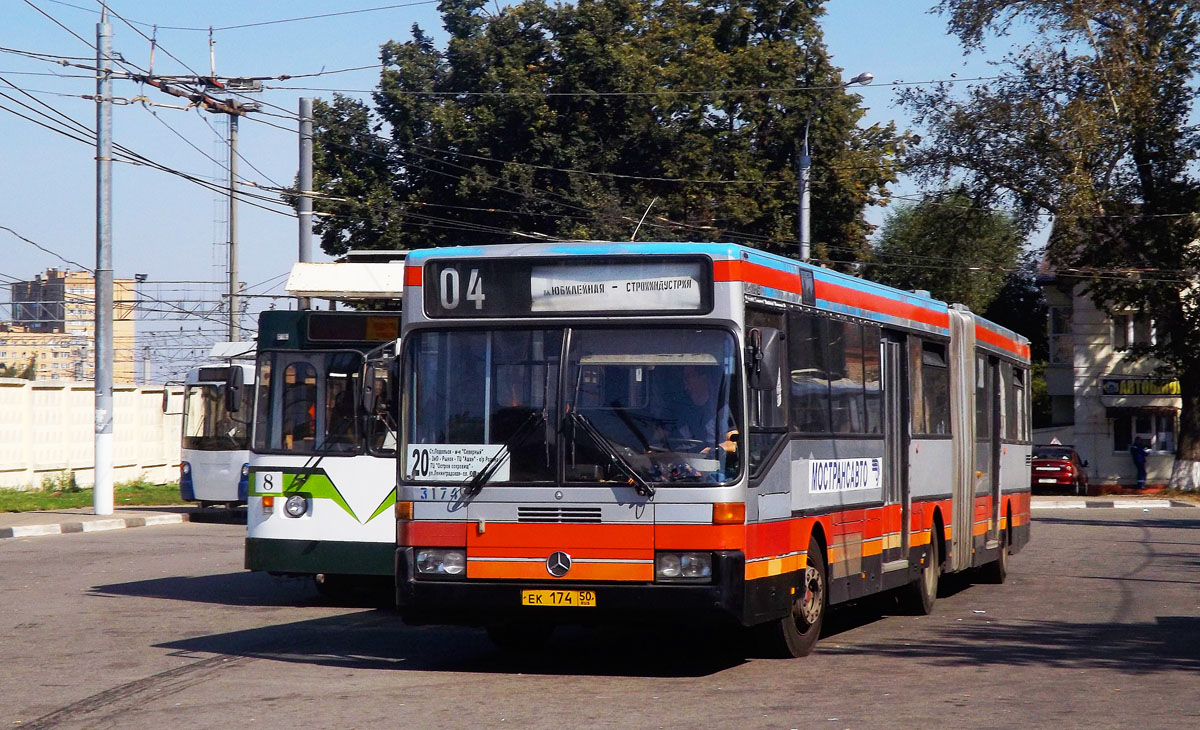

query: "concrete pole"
left=798, top=144, right=811, bottom=263
left=94, top=11, right=114, bottom=515
left=298, top=97, right=313, bottom=310
left=228, top=114, right=239, bottom=341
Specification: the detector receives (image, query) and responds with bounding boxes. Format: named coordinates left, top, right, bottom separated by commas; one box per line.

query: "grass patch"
left=0, top=476, right=185, bottom=513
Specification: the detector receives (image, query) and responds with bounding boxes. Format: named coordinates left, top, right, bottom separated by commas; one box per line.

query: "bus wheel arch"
left=752, top=534, right=827, bottom=658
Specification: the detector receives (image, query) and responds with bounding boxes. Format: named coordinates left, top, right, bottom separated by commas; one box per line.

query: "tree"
left=863, top=188, right=1023, bottom=314
left=902, top=1, right=1200, bottom=488
left=305, top=0, right=907, bottom=267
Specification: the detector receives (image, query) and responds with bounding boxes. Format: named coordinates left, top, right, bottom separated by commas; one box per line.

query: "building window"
left=1049, top=306, right=1073, bottom=364
left=1113, top=412, right=1176, bottom=453
left=1113, top=312, right=1154, bottom=350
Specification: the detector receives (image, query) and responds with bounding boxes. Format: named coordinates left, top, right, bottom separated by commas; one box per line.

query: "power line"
left=43, top=0, right=439, bottom=33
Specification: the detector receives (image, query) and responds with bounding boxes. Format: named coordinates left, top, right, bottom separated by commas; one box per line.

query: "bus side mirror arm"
left=225, top=367, right=244, bottom=413
left=746, top=327, right=783, bottom=391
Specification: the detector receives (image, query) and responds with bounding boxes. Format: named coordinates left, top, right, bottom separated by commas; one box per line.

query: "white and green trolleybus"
left=245, top=258, right=404, bottom=595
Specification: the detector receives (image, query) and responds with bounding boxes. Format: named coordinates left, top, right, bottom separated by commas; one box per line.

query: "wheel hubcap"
left=798, top=565, right=823, bottom=625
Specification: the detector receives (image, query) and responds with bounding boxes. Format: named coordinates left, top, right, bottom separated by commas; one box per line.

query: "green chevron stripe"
left=367, top=486, right=397, bottom=524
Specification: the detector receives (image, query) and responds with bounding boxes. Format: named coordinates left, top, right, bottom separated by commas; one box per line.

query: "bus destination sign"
left=423, top=256, right=712, bottom=318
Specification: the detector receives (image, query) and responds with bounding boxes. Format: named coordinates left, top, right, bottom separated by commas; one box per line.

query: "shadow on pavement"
left=89, top=571, right=393, bottom=609
left=1034, top=515, right=1200, bottom=530
left=155, top=614, right=746, bottom=678
left=823, top=615, right=1200, bottom=674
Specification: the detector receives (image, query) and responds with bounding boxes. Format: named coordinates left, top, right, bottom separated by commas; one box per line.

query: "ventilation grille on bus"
left=518, top=506, right=603, bottom=523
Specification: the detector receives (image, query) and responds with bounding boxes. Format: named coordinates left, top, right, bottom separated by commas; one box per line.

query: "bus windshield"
left=183, top=383, right=249, bottom=451
left=253, top=350, right=365, bottom=455
left=403, top=327, right=741, bottom=485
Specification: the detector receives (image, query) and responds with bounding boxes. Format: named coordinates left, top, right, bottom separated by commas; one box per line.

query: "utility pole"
left=94, top=9, right=114, bottom=515
left=796, top=71, right=873, bottom=263
left=298, top=97, right=313, bottom=310
left=128, top=73, right=260, bottom=341
left=228, top=114, right=239, bottom=341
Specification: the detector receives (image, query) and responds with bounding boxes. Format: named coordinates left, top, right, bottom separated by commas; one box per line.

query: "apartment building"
left=3, top=269, right=136, bottom=383
left=1040, top=275, right=1177, bottom=489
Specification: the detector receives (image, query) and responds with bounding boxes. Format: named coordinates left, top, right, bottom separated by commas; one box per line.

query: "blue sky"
left=2, top=0, right=1020, bottom=371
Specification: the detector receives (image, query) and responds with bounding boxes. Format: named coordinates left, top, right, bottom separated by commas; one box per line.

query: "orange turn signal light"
left=713, top=502, right=745, bottom=525
left=395, top=500, right=414, bottom=521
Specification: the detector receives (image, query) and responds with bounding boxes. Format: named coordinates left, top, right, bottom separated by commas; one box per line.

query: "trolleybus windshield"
left=253, top=350, right=365, bottom=455
left=183, top=382, right=249, bottom=451
left=403, top=327, right=741, bottom=485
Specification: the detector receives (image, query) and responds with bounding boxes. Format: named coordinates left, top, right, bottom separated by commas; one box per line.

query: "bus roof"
left=403, top=241, right=1031, bottom=361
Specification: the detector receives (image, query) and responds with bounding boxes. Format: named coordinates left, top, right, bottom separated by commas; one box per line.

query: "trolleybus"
left=245, top=258, right=404, bottom=595
left=180, top=349, right=254, bottom=507
left=393, top=242, right=1032, bottom=655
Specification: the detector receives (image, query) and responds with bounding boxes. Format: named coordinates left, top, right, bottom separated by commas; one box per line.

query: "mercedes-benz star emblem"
left=546, top=551, right=572, bottom=577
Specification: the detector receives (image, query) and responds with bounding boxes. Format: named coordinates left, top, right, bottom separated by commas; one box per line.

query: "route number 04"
left=439, top=267, right=486, bottom=310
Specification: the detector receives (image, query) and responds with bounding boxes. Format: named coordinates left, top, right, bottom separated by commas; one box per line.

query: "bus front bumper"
left=395, top=547, right=747, bottom=626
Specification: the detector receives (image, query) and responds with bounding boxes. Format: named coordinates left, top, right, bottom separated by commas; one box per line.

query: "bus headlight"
left=655, top=552, right=713, bottom=582
left=284, top=494, right=309, bottom=518
left=415, top=548, right=466, bottom=577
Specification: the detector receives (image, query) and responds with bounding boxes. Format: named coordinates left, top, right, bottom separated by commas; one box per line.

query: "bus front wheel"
left=756, top=537, right=826, bottom=658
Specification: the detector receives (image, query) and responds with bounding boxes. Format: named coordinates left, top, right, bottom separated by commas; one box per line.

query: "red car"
left=1031, top=445, right=1089, bottom=495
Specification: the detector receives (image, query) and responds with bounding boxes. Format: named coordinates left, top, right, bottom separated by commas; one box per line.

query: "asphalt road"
left=2, top=508, right=1198, bottom=729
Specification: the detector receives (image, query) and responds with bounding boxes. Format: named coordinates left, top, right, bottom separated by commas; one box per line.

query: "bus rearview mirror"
left=747, top=327, right=782, bottom=391
left=225, top=367, right=244, bottom=413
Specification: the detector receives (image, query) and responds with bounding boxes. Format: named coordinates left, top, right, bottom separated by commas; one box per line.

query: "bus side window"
left=787, top=311, right=831, bottom=433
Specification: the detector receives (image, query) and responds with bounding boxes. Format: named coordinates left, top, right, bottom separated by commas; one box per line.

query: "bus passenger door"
left=882, top=333, right=910, bottom=569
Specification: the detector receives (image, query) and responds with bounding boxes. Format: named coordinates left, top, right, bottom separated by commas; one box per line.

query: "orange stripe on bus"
left=816, top=280, right=950, bottom=330
left=655, top=523, right=746, bottom=550
left=468, top=546, right=651, bottom=561
left=404, top=266, right=422, bottom=287
left=745, top=554, right=805, bottom=581
left=975, top=323, right=1030, bottom=360
left=468, top=523, right=653, bottom=550
left=401, top=521, right=467, bottom=546
left=712, top=260, right=801, bottom=294
left=467, top=560, right=652, bottom=582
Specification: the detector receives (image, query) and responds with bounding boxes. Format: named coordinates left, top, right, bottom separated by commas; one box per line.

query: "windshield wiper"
left=564, top=410, right=655, bottom=497
left=464, top=410, right=545, bottom=497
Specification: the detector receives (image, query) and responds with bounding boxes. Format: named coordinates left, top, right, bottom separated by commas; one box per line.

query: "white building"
left=1040, top=275, right=1176, bottom=490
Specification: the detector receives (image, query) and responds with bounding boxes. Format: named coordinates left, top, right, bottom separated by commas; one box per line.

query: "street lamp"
left=798, top=71, right=873, bottom=262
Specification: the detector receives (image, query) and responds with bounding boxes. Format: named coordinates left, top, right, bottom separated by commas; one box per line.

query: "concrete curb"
left=0, top=512, right=189, bottom=539
left=1032, top=499, right=1196, bottom=510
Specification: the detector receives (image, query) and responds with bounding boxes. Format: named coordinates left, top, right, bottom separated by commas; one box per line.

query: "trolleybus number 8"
left=439, top=267, right=485, bottom=310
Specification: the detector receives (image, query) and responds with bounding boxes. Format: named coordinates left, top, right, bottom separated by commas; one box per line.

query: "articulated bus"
left=393, top=242, right=1031, bottom=655
left=180, top=359, right=254, bottom=507
left=245, top=259, right=404, bottom=595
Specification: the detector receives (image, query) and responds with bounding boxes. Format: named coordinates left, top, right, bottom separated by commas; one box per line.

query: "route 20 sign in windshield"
left=423, top=257, right=712, bottom=318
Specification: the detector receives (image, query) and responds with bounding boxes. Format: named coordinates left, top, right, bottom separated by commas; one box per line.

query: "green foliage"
left=904, top=1, right=1200, bottom=464
left=303, top=0, right=908, bottom=267
left=864, top=188, right=1023, bottom=313
left=0, top=360, right=36, bottom=380
left=40, top=470, right=80, bottom=493
left=0, top=479, right=185, bottom=513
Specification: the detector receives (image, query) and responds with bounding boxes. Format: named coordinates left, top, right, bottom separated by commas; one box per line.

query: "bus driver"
left=661, top=364, right=738, bottom=455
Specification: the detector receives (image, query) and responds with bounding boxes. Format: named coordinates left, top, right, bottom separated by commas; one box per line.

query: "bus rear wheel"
left=756, top=537, right=826, bottom=658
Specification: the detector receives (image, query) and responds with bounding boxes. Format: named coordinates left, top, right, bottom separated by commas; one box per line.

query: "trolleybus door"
left=882, top=334, right=910, bottom=567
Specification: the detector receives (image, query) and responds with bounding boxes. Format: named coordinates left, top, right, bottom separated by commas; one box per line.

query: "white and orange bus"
left=393, top=242, right=1031, bottom=656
